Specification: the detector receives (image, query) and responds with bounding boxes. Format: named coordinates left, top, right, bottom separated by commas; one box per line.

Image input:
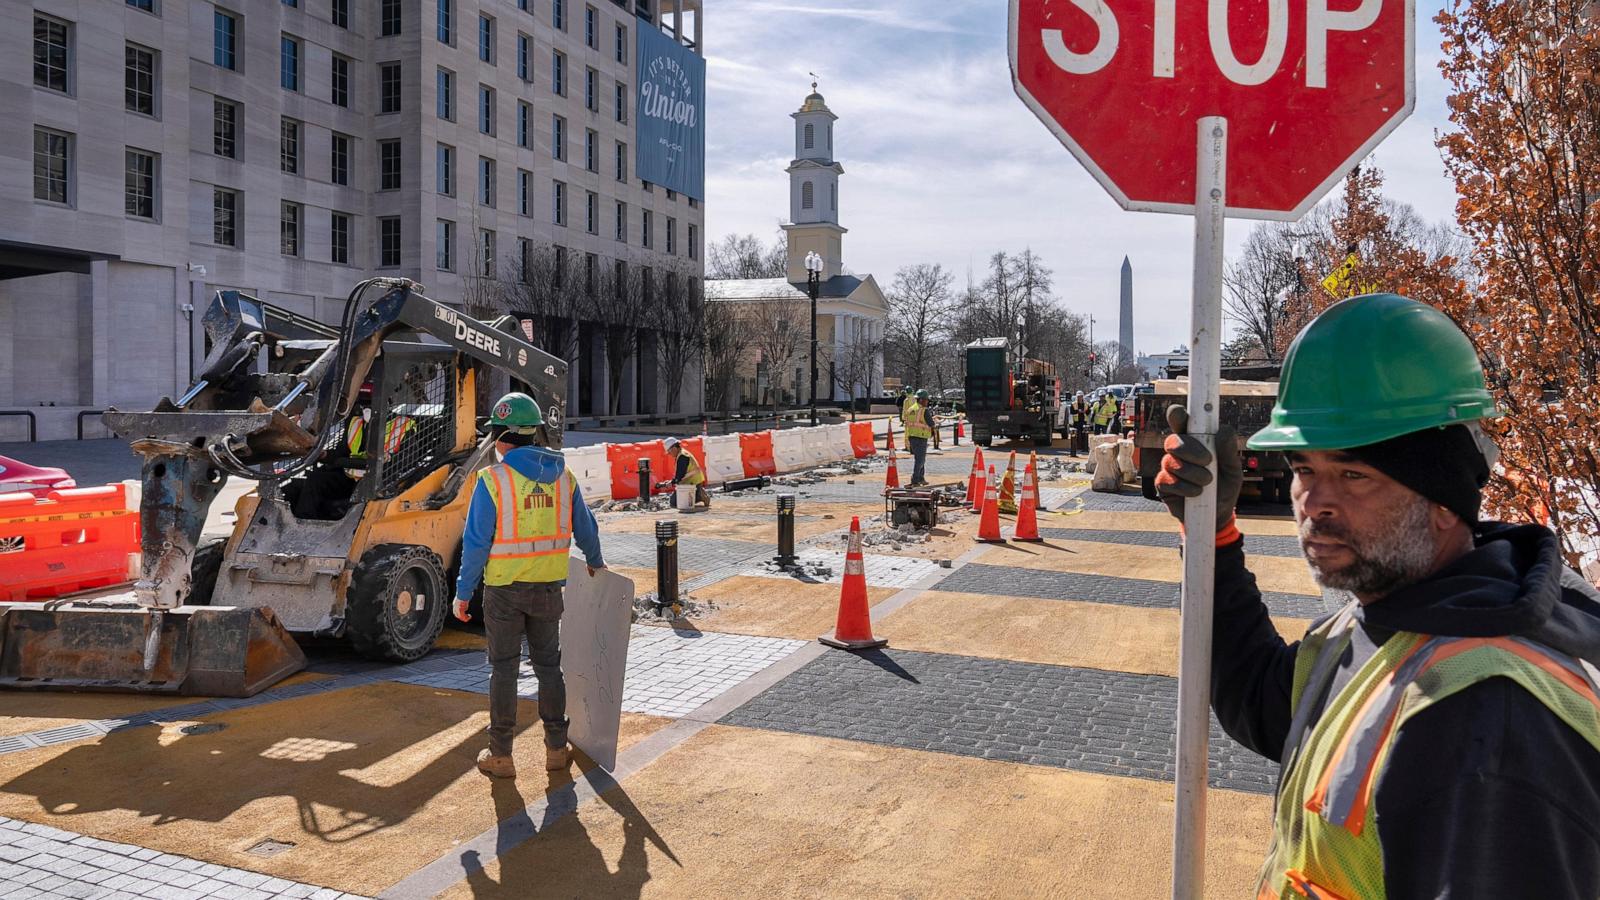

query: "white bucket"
left=675, top=483, right=695, bottom=512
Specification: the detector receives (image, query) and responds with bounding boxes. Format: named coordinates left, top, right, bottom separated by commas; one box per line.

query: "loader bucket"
left=0, top=603, right=306, bottom=697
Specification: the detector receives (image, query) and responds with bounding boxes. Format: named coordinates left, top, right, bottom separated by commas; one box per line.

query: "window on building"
left=831, top=183, right=836, bottom=211
left=614, top=258, right=626, bottom=296
left=552, top=50, right=565, bottom=95
left=551, top=115, right=565, bottom=161
left=380, top=140, right=401, bottom=190
left=688, top=223, right=698, bottom=259
left=517, top=102, right=531, bottom=148
left=125, top=44, right=157, bottom=116
left=436, top=68, right=454, bottom=119
left=666, top=216, right=676, bottom=254
left=518, top=169, right=532, bottom=216
left=553, top=180, right=566, bottom=226
left=615, top=23, right=626, bottom=63
left=615, top=81, right=627, bottom=123
left=585, top=130, right=597, bottom=172
left=517, top=238, right=532, bottom=280
left=641, top=264, right=653, bottom=304
left=615, top=141, right=627, bottom=182
left=381, top=0, right=402, bottom=36
left=585, top=191, right=597, bottom=234
left=581, top=5, right=596, bottom=47
left=641, top=209, right=651, bottom=248
left=331, top=0, right=349, bottom=27
left=615, top=200, right=626, bottom=241
left=124, top=148, right=156, bottom=219
left=331, top=55, right=349, bottom=107
left=517, top=34, right=531, bottom=81
left=380, top=217, right=401, bottom=266
left=281, top=36, right=300, bottom=91
left=213, top=10, right=237, bottom=70
left=519, top=0, right=529, bottom=11
left=380, top=62, right=402, bottom=112
left=34, top=16, right=71, bottom=93
left=281, top=202, right=301, bottom=256
left=437, top=0, right=453, bottom=43
left=436, top=219, right=455, bottom=270
left=585, top=252, right=596, bottom=295
left=689, top=196, right=699, bottom=209
left=804, top=122, right=814, bottom=150
left=642, top=179, right=652, bottom=192
left=666, top=188, right=676, bottom=201
left=331, top=212, right=350, bottom=263
left=553, top=0, right=566, bottom=30
left=554, top=246, right=567, bottom=287
left=801, top=180, right=813, bottom=209
left=127, top=0, right=155, bottom=12
left=213, top=188, right=237, bottom=246
left=281, top=118, right=300, bottom=174
left=436, top=143, right=454, bottom=194
left=480, top=229, right=496, bottom=277
left=479, top=15, right=494, bottom=63
left=283, top=0, right=297, bottom=7
left=479, top=85, right=495, bottom=134
left=585, top=68, right=599, bottom=111
left=331, top=133, right=350, bottom=186
left=478, top=157, right=495, bottom=207
left=213, top=98, right=238, bottom=158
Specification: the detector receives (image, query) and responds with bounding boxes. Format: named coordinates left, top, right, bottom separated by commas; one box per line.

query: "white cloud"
left=704, top=0, right=1462, bottom=356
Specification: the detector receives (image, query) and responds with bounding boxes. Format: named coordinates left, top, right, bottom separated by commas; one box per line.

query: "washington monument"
left=1118, top=256, right=1134, bottom=370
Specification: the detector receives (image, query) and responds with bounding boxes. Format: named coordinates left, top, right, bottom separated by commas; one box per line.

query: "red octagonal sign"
left=1010, top=0, right=1414, bottom=220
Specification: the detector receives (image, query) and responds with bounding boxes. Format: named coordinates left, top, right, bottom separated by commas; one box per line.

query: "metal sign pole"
left=1172, top=116, right=1226, bottom=899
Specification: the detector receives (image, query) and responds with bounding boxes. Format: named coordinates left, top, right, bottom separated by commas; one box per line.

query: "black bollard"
left=776, top=493, right=797, bottom=567
left=637, top=457, right=652, bottom=503
left=952, top=419, right=961, bottom=446
left=655, top=519, right=679, bottom=609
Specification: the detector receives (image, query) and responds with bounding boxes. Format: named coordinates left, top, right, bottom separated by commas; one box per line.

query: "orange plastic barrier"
left=739, top=431, right=778, bottom=477
left=848, top=422, right=878, bottom=458
left=0, top=484, right=140, bottom=602
left=606, top=440, right=672, bottom=500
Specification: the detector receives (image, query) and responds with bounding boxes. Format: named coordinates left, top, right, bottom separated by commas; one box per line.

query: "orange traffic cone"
left=820, top=516, right=888, bottom=650
left=1015, top=461, right=1043, bottom=542
left=885, top=445, right=901, bottom=489
left=977, top=465, right=1005, bottom=543
left=885, top=421, right=896, bottom=451
left=968, top=447, right=986, bottom=513
left=999, top=451, right=1019, bottom=514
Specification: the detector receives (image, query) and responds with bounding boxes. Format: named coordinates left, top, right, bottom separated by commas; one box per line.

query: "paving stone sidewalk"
left=933, top=563, right=1337, bottom=620
left=1040, top=527, right=1304, bottom=558
left=0, top=816, right=364, bottom=900
left=736, top=550, right=947, bottom=590
left=595, top=532, right=772, bottom=573
left=721, top=647, right=1278, bottom=795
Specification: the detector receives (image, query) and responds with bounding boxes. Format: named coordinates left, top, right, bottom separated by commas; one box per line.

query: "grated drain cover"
left=247, top=839, right=296, bottom=857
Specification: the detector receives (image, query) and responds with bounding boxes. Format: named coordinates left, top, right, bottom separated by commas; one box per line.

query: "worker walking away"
left=1091, top=392, right=1117, bottom=434
left=1157, top=294, right=1600, bottom=900
left=903, top=389, right=934, bottom=487
left=664, top=437, right=711, bottom=509
left=453, top=392, right=606, bottom=778
left=1068, top=391, right=1089, bottom=457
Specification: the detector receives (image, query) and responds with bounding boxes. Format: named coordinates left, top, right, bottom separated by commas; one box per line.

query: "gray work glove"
left=1155, top=404, right=1242, bottom=532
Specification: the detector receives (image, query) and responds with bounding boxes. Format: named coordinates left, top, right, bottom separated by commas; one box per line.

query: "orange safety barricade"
left=606, top=440, right=671, bottom=500
left=849, top=422, right=877, bottom=458
left=739, top=431, right=778, bottom=477
left=0, top=484, right=140, bottom=602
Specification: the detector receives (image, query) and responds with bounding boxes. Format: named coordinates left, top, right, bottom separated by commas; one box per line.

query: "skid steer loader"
left=0, top=279, right=568, bottom=697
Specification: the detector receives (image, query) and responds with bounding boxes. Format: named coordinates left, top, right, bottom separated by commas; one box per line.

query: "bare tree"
left=702, top=298, right=749, bottom=415
left=885, top=263, right=954, bottom=391
left=706, top=231, right=787, bottom=280
left=586, top=260, right=651, bottom=416
left=830, top=327, right=882, bottom=420
left=1224, top=220, right=1306, bottom=362
left=651, top=265, right=705, bottom=415
left=744, top=294, right=809, bottom=421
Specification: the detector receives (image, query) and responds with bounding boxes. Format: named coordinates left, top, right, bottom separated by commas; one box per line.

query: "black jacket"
left=1214, top=522, right=1600, bottom=899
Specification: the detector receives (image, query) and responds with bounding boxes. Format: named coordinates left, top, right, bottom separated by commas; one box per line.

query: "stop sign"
left=1010, top=0, right=1414, bottom=219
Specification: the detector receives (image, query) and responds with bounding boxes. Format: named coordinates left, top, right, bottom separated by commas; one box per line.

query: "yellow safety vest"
left=477, top=464, right=575, bottom=585
left=904, top=400, right=933, bottom=440
left=1256, top=606, right=1600, bottom=900
left=347, top=415, right=414, bottom=459
left=677, top=453, right=705, bottom=486
left=1093, top=399, right=1116, bottom=427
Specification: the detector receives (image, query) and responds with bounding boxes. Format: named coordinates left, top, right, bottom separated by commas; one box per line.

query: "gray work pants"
left=484, top=582, right=568, bottom=755
left=908, top=436, right=929, bottom=484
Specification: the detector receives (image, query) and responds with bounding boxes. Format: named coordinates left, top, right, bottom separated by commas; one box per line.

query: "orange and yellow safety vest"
left=476, top=463, right=575, bottom=585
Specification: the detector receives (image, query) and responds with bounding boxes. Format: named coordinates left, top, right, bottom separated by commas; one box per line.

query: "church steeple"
left=783, top=83, right=847, bottom=283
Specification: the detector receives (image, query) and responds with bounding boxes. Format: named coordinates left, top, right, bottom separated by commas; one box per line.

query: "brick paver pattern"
left=933, top=563, right=1338, bottom=620
left=737, top=550, right=946, bottom=590
left=594, top=532, right=773, bottom=573
left=721, top=647, right=1278, bottom=794
left=1040, top=527, right=1304, bottom=558
left=0, top=816, right=364, bottom=900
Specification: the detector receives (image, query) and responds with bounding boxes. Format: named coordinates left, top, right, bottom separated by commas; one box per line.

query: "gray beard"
left=1301, top=494, right=1438, bottom=598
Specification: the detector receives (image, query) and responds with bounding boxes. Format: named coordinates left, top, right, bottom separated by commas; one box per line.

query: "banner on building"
left=635, top=23, right=705, bottom=200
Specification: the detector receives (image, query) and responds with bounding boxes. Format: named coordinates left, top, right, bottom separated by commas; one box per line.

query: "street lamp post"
left=805, top=251, right=823, bottom=427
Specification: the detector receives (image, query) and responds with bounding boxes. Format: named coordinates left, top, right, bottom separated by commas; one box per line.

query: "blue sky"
left=701, top=0, right=1460, bottom=355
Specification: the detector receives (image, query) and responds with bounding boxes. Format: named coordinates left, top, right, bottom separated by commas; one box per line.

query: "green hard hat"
left=916, top=389, right=930, bottom=400
left=489, top=392, right=543, bottom=433
left=1248, top=294, right=1498, bottom=451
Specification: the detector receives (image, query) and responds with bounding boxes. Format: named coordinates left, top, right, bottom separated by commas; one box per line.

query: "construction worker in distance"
left=452, top=392, right=606, bottom=779
left=1091, top=391, right=1118, bottom=434
left=1156, top=294, right=1600, bottom=899
left=902, top=388, right=934, bottom=487
left=1068, top=391, right=1090, bottom=457
left=290, top=382, right=414, bottom=520
left=663, top=437, right=711, bottom=509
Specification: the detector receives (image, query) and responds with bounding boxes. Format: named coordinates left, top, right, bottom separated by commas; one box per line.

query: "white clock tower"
left=782, top=85, right=847, bottom=283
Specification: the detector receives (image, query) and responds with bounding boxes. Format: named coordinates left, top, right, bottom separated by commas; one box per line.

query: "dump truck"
left=0, top=278, right=568, bottom=697
left=962, top=338, right=1060, bottom=447
left=1131, top=377, right=1290, bottom=503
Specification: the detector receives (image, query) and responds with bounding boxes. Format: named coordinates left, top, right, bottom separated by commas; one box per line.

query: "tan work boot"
left=545, top=743, right=571, bottom=771
left=476, top=748, right=515, bottom=779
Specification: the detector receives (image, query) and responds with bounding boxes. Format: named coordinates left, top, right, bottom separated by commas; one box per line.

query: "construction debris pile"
left=852, top=519, right=934, bottom=550
left=599, top=494, right=676, bottom=513
left=631, top=592, right=720, bottom=623
left=1035, top=456, right=1091, bottom=478
left=752, top=558, right=835, bottom=579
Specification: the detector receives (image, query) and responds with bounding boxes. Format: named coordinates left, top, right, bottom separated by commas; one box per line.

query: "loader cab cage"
left=356, top=345, right=459, bottom=501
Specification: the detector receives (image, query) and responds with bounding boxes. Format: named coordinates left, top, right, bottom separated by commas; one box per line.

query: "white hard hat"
left=664, top=437, right=681, bottom=450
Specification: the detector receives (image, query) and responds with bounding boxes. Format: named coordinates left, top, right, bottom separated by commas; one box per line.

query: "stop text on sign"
left=1044, top=0, right=1379, bottom=87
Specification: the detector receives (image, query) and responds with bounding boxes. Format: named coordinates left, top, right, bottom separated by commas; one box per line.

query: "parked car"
left=0, top=455, right=76, bottom=497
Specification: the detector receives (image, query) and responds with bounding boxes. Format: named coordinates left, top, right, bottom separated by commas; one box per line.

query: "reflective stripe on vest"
left=348, top=415, right=415, bottom=458
left=904, top=401, right=932, bottom=439
left=1257, top=607, right=1600, bottom=900
left=478, top=464, right=574, bottom=585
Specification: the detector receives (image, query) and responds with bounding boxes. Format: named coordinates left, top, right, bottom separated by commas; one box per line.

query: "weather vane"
left=808, top=72, right=819, bottom=91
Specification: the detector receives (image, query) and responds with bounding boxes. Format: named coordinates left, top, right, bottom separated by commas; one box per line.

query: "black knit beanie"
left=1345, top=424, right=1490, bottom=524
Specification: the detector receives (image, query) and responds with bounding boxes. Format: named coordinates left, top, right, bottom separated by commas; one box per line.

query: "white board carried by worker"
left=560, top=558, right=633, bottom=771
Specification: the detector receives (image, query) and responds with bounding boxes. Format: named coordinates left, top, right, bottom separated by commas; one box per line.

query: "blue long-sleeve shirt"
left=454, top=446, right=604, bottom=599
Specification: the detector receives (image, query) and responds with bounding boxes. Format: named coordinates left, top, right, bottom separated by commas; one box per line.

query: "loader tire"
left=346, top=544, right=448, bottom=662
left=186, top=536, right=227, bottom=606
